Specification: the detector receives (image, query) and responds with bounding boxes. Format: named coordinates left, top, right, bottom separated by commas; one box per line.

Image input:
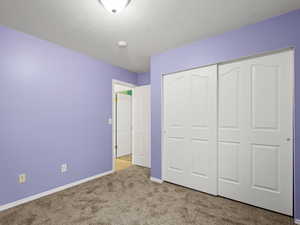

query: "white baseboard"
left=150, top=177, right=163, bottom=184
left=0, top=170, right=113, bottom=212
left=295, top=219, right=300, bottom=224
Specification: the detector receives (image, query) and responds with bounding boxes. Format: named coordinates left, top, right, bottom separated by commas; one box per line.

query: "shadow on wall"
left=137, top=72, right=150, bottom=85
left=0, top=25, right=138, bottom=206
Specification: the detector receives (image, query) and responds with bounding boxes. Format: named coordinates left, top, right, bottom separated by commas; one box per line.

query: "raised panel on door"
left=252, top=144, right=279, bottom=192
left=163, top=72, right=189, bottom=185
left=218, top=50, right=293, bottom=216
left=219, top=142, right=239, bottom=183
left=218, top=66, right=242, bottom=143
left=219, top=68, right=239, bottom=129
left=191, top=140, right=209, bottom=178
left=166, top=137, right=185, bottom=173
left=251, top=65, right=279, bottom=130
left=187, top=66, right=217, bottom=195
left=133, top=85, right=150, bottom=167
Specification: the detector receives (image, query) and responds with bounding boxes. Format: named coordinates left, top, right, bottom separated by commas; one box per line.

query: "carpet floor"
left=0, top=166, right=294, bottom=225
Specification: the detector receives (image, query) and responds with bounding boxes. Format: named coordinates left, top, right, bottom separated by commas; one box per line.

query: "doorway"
left=113, top=80, right=135, bottom=171
left=112, top=80, right=151, bottom=172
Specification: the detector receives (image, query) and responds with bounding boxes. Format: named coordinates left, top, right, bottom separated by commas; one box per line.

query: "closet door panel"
left=218, top=51, right=293, bottom=216
left=163, top=65, right=217, bottom=195
left=163, top=72, right=189, bottom=186
left=187, top=66, right=217, bottom=195
left=247, top=51, right=293, bottom=215
left=218, top=62, right=246, bottom=201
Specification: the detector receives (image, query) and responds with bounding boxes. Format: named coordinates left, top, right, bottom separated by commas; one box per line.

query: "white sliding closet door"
left=163, top=65, right=218, bottom=195
left=218, top=51, right=293, bottom=215
left=133, top=85, right=150, bottom=167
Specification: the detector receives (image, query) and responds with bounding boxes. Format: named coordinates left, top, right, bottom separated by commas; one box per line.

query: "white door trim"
left=112, top=79, right=135, bottom=172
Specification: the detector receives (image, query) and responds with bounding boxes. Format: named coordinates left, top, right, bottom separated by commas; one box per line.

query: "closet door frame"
left=112, top=79, right=136, bottom=172
left=161, top=48, right=294, bottom=215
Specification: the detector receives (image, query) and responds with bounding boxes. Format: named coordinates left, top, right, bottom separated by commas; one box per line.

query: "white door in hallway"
left=163, top=65, right=218, bottom=195
left=218, top=50, right=293, bottom=215
left=133, top=85, right=151, bottom=167
left=116, top=93, right=132, bottom=157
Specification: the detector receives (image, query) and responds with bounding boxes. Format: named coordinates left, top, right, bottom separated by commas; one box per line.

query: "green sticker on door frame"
left=118, top=90, right=132, bottom=96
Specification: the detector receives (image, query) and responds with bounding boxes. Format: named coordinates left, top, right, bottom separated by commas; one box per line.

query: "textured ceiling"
left=0, top=0, right=300, bottom=73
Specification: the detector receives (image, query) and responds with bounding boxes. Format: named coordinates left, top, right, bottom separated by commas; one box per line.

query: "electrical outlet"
left=108, top=118, right=112, bottom=125
left=19, top=174, right=26, bottom=184
left=61, top=164, right=68, bottom=173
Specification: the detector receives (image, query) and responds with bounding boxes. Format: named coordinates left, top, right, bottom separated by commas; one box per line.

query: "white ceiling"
left=0, top=1, right=300, bottom=73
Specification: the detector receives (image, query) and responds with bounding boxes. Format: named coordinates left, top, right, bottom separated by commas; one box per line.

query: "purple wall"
left=151, top=9, right=300, bottom=218
left=0, top=26, right=137, bottom=205
left=137, top=72, right=150, bottom=85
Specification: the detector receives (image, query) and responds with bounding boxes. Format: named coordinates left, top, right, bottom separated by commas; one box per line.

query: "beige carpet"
left=0, top=166, right=294, bottom=225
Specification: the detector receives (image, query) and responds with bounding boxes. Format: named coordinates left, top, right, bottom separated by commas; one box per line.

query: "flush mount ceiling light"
left=99, top=0, right=131, bottom=14
left=117, top=41, right=128, bottom=48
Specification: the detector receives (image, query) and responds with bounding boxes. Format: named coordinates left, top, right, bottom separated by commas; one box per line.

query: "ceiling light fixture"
left=117, top=41, right=128, bottom=48
left=99, top=0, right=131, bottom=14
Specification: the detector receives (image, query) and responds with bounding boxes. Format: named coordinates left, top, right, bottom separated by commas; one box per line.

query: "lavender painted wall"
left=137, top=72, right=150, bottom=85
left=151, top=9, right=300, bottom=218
left=0, top=26, right=137, bottom=205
